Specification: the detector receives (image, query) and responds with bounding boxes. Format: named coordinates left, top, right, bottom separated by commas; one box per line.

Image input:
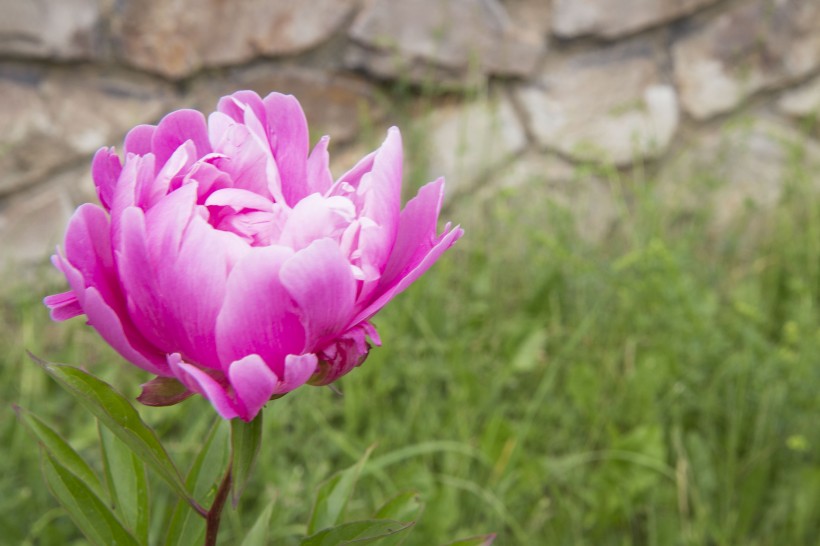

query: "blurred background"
left=2, top=0, right=819, bottom=544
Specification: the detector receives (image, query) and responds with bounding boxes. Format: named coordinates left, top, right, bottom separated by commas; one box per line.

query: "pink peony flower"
left=44, top=90, right=462, bottom=421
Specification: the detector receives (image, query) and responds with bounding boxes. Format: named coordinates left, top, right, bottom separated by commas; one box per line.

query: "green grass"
left=2, top=145, right=820, bottom=545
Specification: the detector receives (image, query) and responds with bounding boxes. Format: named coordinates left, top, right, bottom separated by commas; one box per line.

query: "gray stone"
left=185, top=65, right=382, bottom=144
left=347, top=0, right=543, bottom=84
left=423, top=94, right=529, bottom=198
left=0, top=0, right=102, bottom=60
left=459, top=152, right=617, bottom=242
left=0, top=169, right=83, bottom=266
left=673, top=0, right=820, bottom=120
left=657, top=115, right=820, bottom=232
left=778, top=75, right=820, bottom=118
left=115, top=0, right=357, bottom=79
left=553, top=0, right=718, bottom=39
left=0, top=65, right=172, bottom=197
left=516, top=40, right=679, bottom=166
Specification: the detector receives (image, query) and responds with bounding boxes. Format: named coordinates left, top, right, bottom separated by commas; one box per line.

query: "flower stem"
left=204, top=462, right=233, bottom=546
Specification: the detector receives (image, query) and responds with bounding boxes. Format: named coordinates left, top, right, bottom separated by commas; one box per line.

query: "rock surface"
left=0, top=0, right=102, bottom=60
left=516, top=40, right=679, bottom=165
left=423, top=94, right=529, bottom=198
left=778, top=75, right=820, bottom=118
left=348, top=0, right=543, bottom=83
left=114, top=0, right=357, bottom=78
left=552, top=0, right=718, bottom=39
left=673, top=0, right=820, bottom=120
left=0, top=64, right=172, bottom=197
left=658, top=116, right=820, bottom=231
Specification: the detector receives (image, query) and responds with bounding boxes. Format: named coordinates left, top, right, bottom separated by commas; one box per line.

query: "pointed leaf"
left=441, top=535, right=496, bottom=546
left=165, top=419, right=229, bottom=546
left=31, top=355, right=194, bottom=507
left=231, top=412, right=263, bottom=507
left=137, top=376, right=194, bottom=407
left=240, top=498, right=276, bottom=546
left=307, top=445, right=375, bottom=535
left=40, top=450, right=140, bottom=546
left=99, top=424, right=150, bottom=544
left=301, top=519, right=414, bottom=546
left=15, top=405, right=106, bottom=502
left=372, top=491, right=424, bottom=546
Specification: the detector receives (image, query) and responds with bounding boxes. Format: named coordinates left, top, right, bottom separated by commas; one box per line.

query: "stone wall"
left=2, top=0, right=820, bottom=264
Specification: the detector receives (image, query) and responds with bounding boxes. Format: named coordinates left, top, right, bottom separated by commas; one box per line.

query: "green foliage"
left=3, top=139, right=820, bottom=545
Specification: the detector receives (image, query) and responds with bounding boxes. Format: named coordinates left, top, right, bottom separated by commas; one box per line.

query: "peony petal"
left=168, top=354, right=238, bottom=420
left=124, top=124, right=156, bottom=156
left=228, top=354, right=279, bottom=421
left=91, top=147, right=122, bottom=211
left=280, top=238, right=356, bottom=350
left=262, top=93, right=309, bottom=206
left=205, top=188, right=274, bottom=212
left=217, top=90, right=265, bottom=126
left=307, top=135, right=333, bottom=196
left=273, top=353, right=317, bottom=395
left=151, top=109, right=211, bottom=172
left=278, top=193, right=355, bottom=251
left=350, top=225, right=463, bottom=326
left=43, top=290, right=83, bottom=321
left=216, top=245, right=305, bottom=377
left=378, top=178, right=445, bottom=291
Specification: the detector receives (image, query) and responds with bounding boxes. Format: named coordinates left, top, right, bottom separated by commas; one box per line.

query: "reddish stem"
left=204, top=463, right=233, bottom=546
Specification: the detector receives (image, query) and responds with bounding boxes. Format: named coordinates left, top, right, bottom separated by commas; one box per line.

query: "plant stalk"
left=204, top=462, right=233, bottom=546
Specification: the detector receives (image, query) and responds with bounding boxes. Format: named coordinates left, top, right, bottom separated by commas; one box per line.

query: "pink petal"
left=262, top=93, right=309, bottom=206
left=228, top=354, right=279, bottom=421
left=124, top=124, right=156, bottom=156
left=307, top=136, right=333, bottom=196
left=350, top=225, right=463, bottom=326
left=280, top=238, right=356, bottom=350
left=43, top=290, right=83, bottom=321
left=273, top=353, right=317, bottom=395
left=216, top=245, right=305, bottom=377
left=91, top=147, right=122, bottom=211
left=217, top=90, right=265, bottom=126
left=378, top=178, right=445, bottom=290
left=151, top=109, right=211, bottom=172
left=205, top=188, right=274, bottom=212
left=168, top=354, right=238, bottom=420
left=279, top=194, right=355, bottom=251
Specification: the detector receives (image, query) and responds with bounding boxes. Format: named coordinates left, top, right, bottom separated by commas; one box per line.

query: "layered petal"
left=280, top=238, right=357, bottom=350
left=216, top=245, right=305, bottom=377
left=151, top=109, right=211, bottom=172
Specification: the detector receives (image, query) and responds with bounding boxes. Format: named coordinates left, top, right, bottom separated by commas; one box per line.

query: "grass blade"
left=307, top=445, right=375, bottom=535
left=240, top=497, right=276, bottom=546
left=301, top=519, right=414, bottom=546
left=231, top=412, right=263, bottom=507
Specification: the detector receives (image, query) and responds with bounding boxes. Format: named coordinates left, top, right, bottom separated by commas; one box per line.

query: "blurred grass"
left=2, top=135, right=820, bottom=545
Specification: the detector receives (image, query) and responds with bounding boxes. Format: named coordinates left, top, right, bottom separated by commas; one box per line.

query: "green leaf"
left=307, top=445, right=375, bottom=535
left=372, top=491, right=423, bottom=546
left=231, top=412, right=263, bottom=507
left=374, top=491, right=424, bottom=521
left=165, top=419, right=229, bottom=546
left=99, top=424, right=150, bottom=544
left=31, top=355, right=194, bottom=507
left=441, top=535, right=496, bottom=546
left=14, top=405, right=106, bottom=502
left=301, top=519, right=414, bottom=546
left=240, top=498, right=276, bottom=546
left=40, top=450, right=140, bottom=546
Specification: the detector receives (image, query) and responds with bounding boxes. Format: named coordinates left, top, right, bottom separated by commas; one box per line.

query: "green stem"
left=204, top=462, right=233, bottom=546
